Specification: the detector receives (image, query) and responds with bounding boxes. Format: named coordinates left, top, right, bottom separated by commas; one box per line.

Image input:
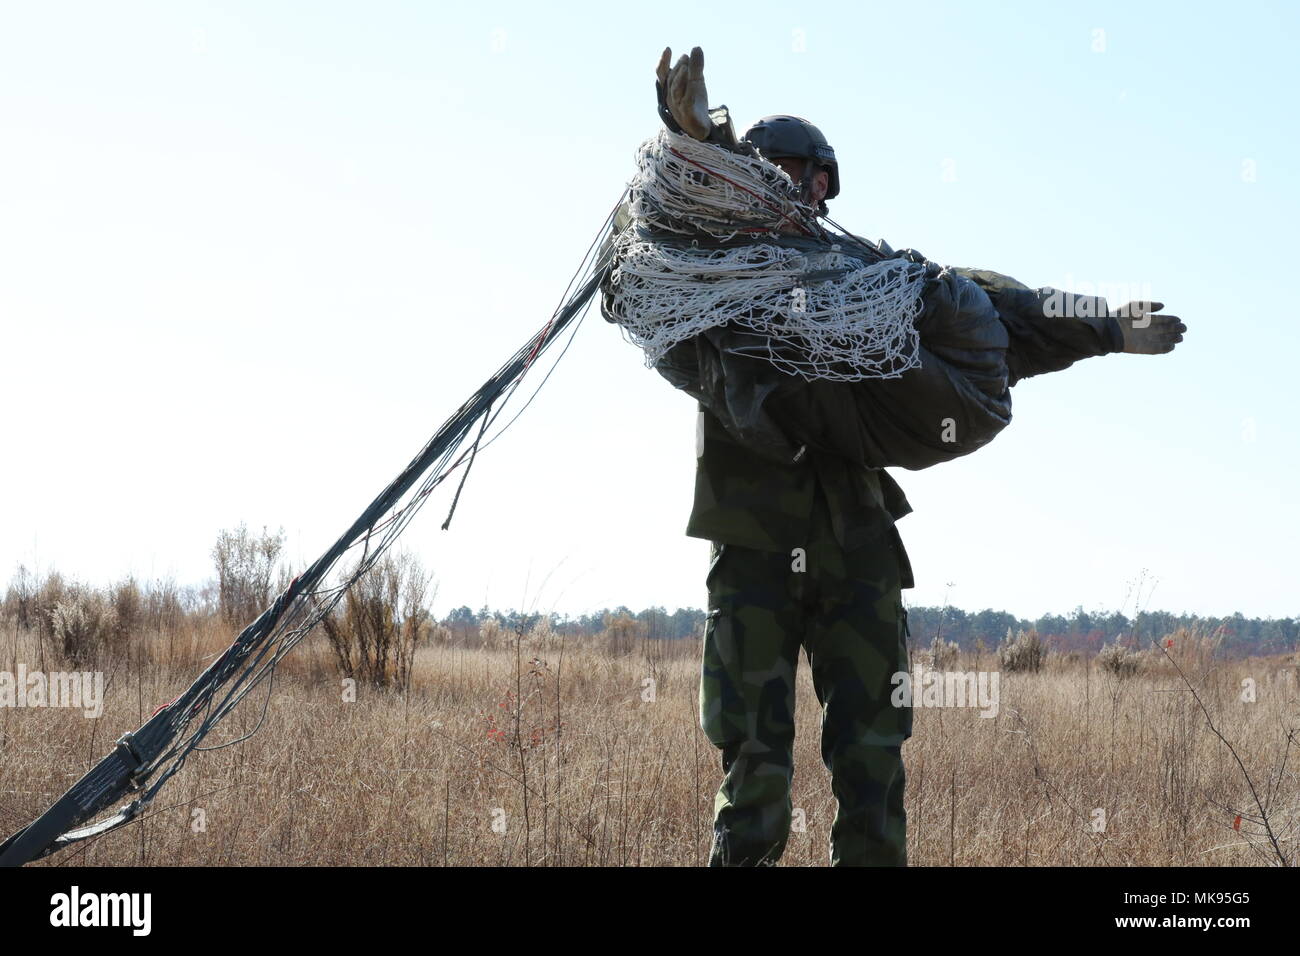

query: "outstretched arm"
left=956, top=268, right=1186, bottom=385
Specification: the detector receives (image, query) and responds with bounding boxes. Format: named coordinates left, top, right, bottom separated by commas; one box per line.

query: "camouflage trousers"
left=699, top=491, right=912, bottom=866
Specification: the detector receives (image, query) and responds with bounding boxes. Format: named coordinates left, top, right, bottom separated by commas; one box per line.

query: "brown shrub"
left=998, top=627, right=1046, bottom=673
left=320, top=551, right=434, bottom=690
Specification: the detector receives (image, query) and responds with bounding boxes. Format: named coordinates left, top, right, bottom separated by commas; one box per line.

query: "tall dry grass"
left=1, top=585, right=1296, bottom=866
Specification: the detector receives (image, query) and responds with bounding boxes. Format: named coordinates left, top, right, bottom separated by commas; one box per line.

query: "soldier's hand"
left=656, top=46, right=712, bottom=140
left=1110, top=300, right=1186, bottom=354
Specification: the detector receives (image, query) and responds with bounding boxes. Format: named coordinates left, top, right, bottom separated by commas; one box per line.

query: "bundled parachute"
left=604, top=130, right=928, bottom=383
left=601, top=129, right=1016, bottom=471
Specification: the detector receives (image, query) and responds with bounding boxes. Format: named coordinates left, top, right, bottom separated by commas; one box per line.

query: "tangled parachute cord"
left=628, top=128, right=819, bottom=237
left=0, top=190, right=627, bottom=867
left=606, top=129, right=926, bottom=383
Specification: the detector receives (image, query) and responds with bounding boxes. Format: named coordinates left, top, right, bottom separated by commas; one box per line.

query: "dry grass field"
left=3, top=604, right=1297, bottom=867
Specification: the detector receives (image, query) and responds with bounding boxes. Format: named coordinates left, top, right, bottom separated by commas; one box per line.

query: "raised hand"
left=1110, top=301, right=1187, bottom=354
left=656, top=46, right=712, bottom=140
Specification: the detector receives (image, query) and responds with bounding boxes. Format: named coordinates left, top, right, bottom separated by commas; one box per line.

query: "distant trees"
left=211, top=523, right=286, bottom=626
left=422, top=602, right=1297, bottom=658
left=432, top=605, right=709, bottom=644
left=902, top=605, right=1299, bottom=659
left=3, top=552, right=1295, bottom=662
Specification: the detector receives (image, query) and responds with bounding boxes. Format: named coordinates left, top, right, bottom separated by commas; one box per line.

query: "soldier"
left=635, top=47, right=1185, bottom=866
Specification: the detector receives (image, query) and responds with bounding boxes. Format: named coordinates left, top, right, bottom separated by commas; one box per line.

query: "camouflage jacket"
left=603, top=243, right=1123, bottom=590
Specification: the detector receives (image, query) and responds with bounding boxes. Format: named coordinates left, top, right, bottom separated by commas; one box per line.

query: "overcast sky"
left=2, top=0, right=1296, bottom=624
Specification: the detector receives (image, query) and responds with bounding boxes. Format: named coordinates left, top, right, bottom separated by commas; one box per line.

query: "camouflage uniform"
left=604, top=226, right=1126, bottom=866
left=690, top=403, right=913, bottom=866
left=701, top=482, right=911, bottom=866
left=661, top=268, right=1123, bottom=867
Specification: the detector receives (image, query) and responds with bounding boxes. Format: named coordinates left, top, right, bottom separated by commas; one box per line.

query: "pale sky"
left=2, top=0, right=1296, bottom=623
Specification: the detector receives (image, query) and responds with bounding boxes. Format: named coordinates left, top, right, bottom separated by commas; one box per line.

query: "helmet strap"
left=798, top=166, right=814, bottom=202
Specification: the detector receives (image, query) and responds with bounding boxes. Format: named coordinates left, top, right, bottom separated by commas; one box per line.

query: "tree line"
left=442, top=604, right=1299, bottom=658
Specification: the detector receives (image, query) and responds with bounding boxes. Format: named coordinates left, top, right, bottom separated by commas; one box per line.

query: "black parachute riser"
left=0, top=268, right=607, bottom=867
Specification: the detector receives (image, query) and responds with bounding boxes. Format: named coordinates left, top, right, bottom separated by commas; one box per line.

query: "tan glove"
left=656, top=46, right=712, bottom=140
left=1109, top=300, right=1187, bottom=354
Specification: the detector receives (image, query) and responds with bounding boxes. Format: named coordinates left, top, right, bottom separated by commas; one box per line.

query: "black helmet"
left=742, top=115, right=840, bottom=200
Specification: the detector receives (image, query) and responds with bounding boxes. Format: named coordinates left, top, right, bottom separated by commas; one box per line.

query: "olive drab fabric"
left=638, top=248, right=1124, bottom=488
left=701, top=483, right=911, bottom=866
left=686, top=402, right=917, bottom=587
left=638, top=249, right=1124, bottom=575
